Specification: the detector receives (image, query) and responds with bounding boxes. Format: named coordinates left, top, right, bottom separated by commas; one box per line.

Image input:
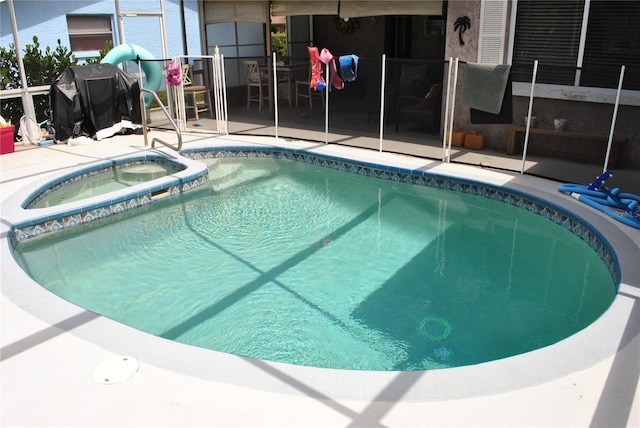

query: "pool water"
left=30, top=163, right=179, bottom=208
left=13, top=157, right=616, bottom=370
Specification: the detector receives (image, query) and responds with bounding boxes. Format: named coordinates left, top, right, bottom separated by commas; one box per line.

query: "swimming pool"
left=3, top=138, right=638, bottom=403
left=9, top=146, right=619, bottom=371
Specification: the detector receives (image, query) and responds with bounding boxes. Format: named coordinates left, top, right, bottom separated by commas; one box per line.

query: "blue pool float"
left=558, top=170, right=640, bottom=229
left=101, top=44, right=162, bottom=107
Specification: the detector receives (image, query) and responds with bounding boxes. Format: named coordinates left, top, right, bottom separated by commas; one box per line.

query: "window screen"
left=581, top=1, right=640, bottom=90
left=512, top=0, right=639, bottom=90
left=512, top=0, right=584, bottom=85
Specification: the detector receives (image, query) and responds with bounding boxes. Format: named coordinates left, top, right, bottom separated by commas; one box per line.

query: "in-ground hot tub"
left=24, top=154, right=189, bottom=209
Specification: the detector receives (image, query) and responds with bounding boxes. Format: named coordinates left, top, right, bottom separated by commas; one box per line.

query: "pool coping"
left=2, top=137, right=639, bottom=402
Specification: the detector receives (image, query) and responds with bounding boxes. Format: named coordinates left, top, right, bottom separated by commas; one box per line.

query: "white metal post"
left=212, top=50, right=223, bottom=133
left=220, top=53, right=228, bottom=135
left=442, top=57, right=453, bottom=161
left=273, top=52, right=279, bottom=139
left=445, top=58, right=460, bottom=163
left=114, top=0, right=125, bottom=45
left=159, top=0, right=169, bottom=60
left=378, top=54, right=386, bottom=152
left=7, top=0, right=37, bottom=123
left=520, top=60, right=539, bottom=174
left=324, top=62, right=329, bottom=144
left=210, top=49, right=227, bottom=135
left=603, top=65, right=625, bottom=172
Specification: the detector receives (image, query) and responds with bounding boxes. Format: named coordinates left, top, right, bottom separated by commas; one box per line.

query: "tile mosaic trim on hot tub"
left=23, top=154, right=187, bottom=209
left=181, top=146, right=620, bottom=284
left=9, top=154, right=208, bottom=248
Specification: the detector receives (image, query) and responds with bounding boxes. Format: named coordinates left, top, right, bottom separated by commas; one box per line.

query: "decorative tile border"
left=182, top=146, right=620, bottom=284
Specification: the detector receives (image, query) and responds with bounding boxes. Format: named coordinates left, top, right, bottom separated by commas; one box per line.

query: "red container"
left=1, top=125, right=15, bottom=154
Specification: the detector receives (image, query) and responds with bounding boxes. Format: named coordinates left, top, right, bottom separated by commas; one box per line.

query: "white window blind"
left=477, top=0, right=508, bottom=64
left=512, top=0, right=585, bottom=85
left=580, top=1, right=640, bottom=90
left=204, top=1, right=267, bottom=24
left=67, top=15, right=112, bottom=34
left=512, top=0, right=639, bottom=90
left=339, top=0, right=443, bottom=18
left=66, top=15, right=113, bottom=52
left=271, top=1, right=338, bottom=16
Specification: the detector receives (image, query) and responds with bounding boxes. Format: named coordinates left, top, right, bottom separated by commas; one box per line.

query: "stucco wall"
left=443, top=0, right=480, bottom=62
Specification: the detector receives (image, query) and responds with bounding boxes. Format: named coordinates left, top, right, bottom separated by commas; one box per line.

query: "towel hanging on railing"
left=165, top=58, right=182, bottom=86
left=470, top=74, right=513, bottom=124
left=320, top=48, right=344, bottom=90
left=308, top=48, right=359, bottom=91
left=308, top=46, right=326, bottom=91
left=338, top=54, right=359, bottom=83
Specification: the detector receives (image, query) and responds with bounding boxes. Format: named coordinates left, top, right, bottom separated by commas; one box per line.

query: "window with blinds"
left=512, top=0, right=639, bottom=90
left=512, top=0, right=584, bottom=85
left=580, top=1, right=640, bottom=90
left=67, top=15, right=113, bottom=52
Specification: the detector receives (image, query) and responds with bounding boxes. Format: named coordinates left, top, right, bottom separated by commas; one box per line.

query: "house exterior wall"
left=2, top=0, right=637, bottom=168
left=0, top=0, right=201, bottom=61
left=443, top=0, right=639, bottom=169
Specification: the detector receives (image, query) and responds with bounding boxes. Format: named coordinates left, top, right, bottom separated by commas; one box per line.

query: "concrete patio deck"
left=1, top=130, right=638, bottom=427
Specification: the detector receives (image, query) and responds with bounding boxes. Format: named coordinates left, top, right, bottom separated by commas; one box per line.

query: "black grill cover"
left=50, top=64, right=142, bottom=141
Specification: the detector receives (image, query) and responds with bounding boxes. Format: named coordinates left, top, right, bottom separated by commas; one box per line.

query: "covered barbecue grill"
left=50, top=63, right=142, bottom=142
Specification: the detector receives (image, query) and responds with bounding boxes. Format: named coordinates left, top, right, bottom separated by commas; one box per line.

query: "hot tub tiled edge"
left=7, top=151, right=208, bottom=249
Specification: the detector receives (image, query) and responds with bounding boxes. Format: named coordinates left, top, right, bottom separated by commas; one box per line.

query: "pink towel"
left=319, top=48, right=344, bottom=90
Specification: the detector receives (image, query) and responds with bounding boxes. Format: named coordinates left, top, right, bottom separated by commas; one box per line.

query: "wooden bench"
left=503, top=125, right=627, bottom=167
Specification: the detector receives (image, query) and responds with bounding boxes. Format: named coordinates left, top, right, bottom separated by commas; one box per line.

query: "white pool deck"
left=1, top=131, right=639, bottom=427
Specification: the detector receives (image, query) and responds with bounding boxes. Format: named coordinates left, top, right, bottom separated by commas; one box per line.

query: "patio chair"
left=295, top=66, right=325, bottom=109
left=395, top=83, right=442, bottom=134
left=243, top=60, right=269, bottom=110
left=182, top=63, right=213, bottom=121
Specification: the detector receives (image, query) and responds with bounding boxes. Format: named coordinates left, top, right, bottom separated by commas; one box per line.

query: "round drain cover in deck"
left=92, top=356, right=139, bottom=385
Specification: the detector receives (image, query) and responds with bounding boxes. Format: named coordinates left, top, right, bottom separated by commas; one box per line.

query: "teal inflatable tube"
left=101, top=44, right=162, bottom=107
